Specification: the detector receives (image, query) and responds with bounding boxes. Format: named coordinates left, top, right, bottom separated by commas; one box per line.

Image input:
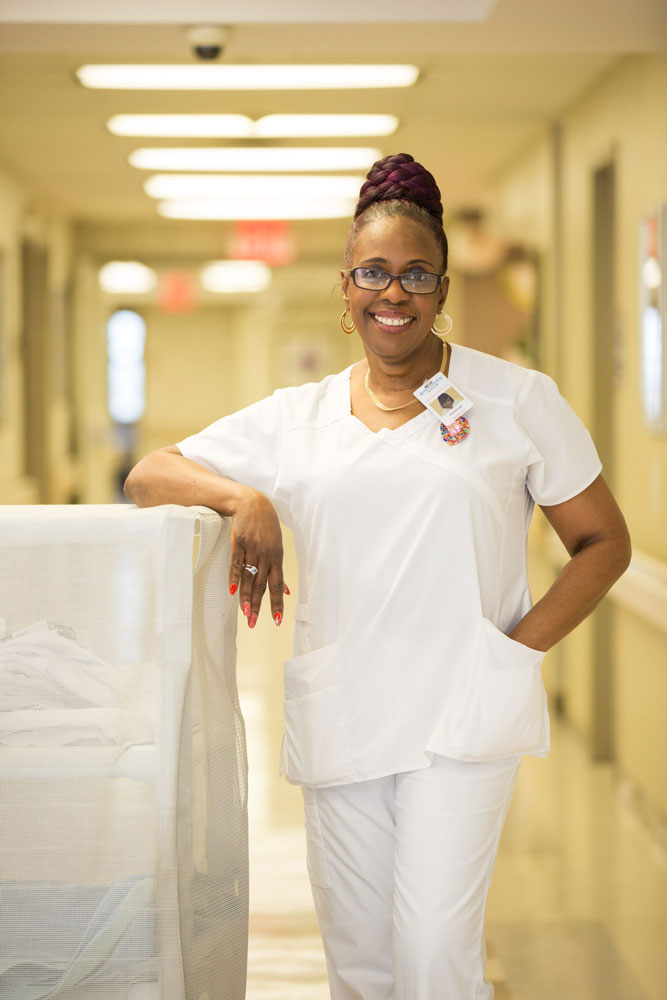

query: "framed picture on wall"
left=639, top=204, right=666, bottom=432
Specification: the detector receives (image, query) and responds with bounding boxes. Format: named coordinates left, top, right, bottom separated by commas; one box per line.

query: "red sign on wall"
left=228, top=220, right=297, bottom=266
left=157, top=271, right=198, bottom=314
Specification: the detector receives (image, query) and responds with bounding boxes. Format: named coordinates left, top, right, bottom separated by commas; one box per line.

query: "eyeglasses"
left=346, top=266, right=444, bottom=295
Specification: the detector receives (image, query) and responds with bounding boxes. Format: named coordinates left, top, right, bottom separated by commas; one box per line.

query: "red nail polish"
left=284, top=584, right=291, bottom=596
left=249, top=613, right=258, bottom=629
left=230, top=583, right=237, bottom=595
left=242, top=602, right=251, bottom=617
left=274, top=611, right=283, bottom=626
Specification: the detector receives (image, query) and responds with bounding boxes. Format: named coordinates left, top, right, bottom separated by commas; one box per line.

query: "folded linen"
left=0, top=621, right=124, bottom=711
left=0, top=876, right=157, bottom=999
left=0, top=708, right=153, bottom=746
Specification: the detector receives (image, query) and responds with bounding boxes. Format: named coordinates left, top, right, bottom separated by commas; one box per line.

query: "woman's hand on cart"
left=229, top=486, right=290, bottom=629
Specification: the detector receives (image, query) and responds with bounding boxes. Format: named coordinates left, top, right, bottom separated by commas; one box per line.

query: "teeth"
left=373, top=315, right=412, bottom=327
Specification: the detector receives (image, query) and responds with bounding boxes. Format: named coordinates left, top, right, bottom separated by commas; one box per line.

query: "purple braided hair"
left=355, top=152, right=443, bottom=223
left=345, top=153, right=448, bottom=271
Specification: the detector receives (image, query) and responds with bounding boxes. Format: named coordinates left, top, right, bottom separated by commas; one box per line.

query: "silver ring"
left=243, top=563, right=258, bottom=576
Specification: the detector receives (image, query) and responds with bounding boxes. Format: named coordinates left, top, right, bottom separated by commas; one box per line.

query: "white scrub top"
left=178, top=344, right=602, bottom=787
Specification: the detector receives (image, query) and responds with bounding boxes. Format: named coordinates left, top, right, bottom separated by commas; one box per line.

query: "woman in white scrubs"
left=125, top=153, right=631, bottom=999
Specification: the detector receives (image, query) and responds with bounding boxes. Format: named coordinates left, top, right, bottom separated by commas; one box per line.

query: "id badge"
left=413, top=372, right=473, bottom=427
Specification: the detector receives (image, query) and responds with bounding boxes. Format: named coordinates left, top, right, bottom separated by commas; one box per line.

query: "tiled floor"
left=239, top=677, right=667, bottom=999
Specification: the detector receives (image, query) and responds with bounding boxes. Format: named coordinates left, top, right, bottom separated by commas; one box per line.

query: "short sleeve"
left=519, top=371, right=602, bottom=506
left=176, top=391, right=282, bottom=500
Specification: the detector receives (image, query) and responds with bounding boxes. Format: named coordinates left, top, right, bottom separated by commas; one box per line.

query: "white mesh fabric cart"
left=0, top=505, right=248, bottom=1000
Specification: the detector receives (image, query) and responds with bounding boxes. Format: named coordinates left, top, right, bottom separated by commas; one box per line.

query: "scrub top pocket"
left=282, top=642, right=355, bottom=786
left=460, top=618, right=550, bottom=759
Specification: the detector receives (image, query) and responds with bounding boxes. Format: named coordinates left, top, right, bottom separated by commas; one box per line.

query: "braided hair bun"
left=345, top=153, right=448, bottom=272
left=355, top=153, right=443, bottom=223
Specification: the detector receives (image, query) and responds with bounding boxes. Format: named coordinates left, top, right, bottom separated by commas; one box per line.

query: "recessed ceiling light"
left=77, top=64, right=419, bottom=91
left=157, top=198, right=356, bottom=220
left=144, top=174, right=364, bottom=200
left=129, top=147, right=381, bottom=172
left=98, top=261, right=156, bottom=294
left=108, top=113, right=398, bottom=138
left=642, top=255, right=662, bottom=290
left=200, top=260, right=271, bottom=294
left=256, top=114, right=398, bottom=137
left=108, top=114, right=254, bottom=137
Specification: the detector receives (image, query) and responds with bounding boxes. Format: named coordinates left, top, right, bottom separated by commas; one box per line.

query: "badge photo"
left=414, top=372, right=473, bottom=427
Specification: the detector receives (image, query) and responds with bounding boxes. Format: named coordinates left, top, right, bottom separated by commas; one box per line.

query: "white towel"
left=0, top=708, right=153, bottom=746
left=0, top=876, right=157, bottom=999
left=0, top=621, right=124, bottom=711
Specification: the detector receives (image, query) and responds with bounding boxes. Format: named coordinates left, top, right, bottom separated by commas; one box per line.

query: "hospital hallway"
left=1, top=4, right=667, bottom=999
left=240, top=685, right=667, bottom=1000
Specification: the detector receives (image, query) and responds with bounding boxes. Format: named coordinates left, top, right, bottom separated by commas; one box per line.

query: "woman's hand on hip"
left=229, top=487, right=289, bottom=629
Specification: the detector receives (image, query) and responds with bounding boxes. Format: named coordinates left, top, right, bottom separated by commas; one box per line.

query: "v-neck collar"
left=341, top=343, right=462, bottom=443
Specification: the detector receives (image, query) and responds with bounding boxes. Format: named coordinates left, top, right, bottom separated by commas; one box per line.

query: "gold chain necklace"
left=364, top=345, right=448, bottom=412
left=363, top=367, right=418, bottom=411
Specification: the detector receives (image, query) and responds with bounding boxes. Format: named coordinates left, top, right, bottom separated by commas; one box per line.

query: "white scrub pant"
left=301, top=753, right=521, bottom=1000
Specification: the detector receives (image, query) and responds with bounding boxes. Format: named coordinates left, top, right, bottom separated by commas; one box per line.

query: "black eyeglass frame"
left=345, top=267, right=446, bottom=295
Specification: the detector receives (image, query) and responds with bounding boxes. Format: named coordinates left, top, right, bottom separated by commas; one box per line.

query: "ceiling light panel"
left=98, top=261, right=156, bottom=294
left=157, top=198, right=356, bottom=220
left=9, top=2, right=496, bottom=22
left=108, top=114, right=398, bottom=138
left=257, top=114, right=398, bottom=137
left=129, top=147, right=381, bottom=172
left=77, top=64, right=419, bottom=90
left=200, top=260, right=271, bottom=294
left=108, top=114, right=254, bottom=137
left=144, top=174, right=364, bottom=200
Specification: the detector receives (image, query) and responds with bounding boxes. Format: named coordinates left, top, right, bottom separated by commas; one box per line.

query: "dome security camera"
left=186, top=25, right=229, bottom=61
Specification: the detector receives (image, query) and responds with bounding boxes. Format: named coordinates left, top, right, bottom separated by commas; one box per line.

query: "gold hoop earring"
left=431, top=312, right=453, bottom=338
left=340, top=309, right=356, bottom=335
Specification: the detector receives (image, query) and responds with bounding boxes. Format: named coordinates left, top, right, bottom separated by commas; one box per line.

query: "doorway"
left=591, top=160, right=617, bottom=761
left=20, top=240, right=49, bottom=501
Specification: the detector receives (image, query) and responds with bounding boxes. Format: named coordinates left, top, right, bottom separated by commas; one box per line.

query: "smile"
left=370, top=313, right=414, bottom=328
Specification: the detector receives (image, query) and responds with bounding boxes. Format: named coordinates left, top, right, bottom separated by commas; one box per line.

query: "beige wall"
left=0, top=167, right=30, bottom=502
left=490, top=55, right=667, bottom=822
left=0, top=163, right=78, bottom=504
left=71, top=256, right=120, bottom=503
